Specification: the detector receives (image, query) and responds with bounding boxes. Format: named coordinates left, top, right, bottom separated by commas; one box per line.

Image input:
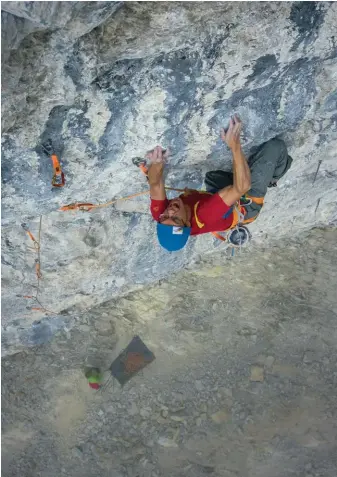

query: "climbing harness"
left=208, top=194, right=263, bottom=245
left=208, top=196, right=261, bottom=243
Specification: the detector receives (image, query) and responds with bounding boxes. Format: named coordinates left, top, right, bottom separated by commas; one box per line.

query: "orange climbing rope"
left=59, top=187, right=186, bottom=212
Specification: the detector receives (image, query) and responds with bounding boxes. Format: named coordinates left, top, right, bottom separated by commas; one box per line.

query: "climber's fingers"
left=221, top=117, right=234, bottom=143
left=228, top=117, right=234, bottom=133
left=221, top=115, right=242, bottom=149
left=153, top=146, right=161, bottom=163
left=163, top=148, right=169, bottom=162
left=156, top=145, right=163, bottom=161
left=146, top=146, right=167, bottom=164
left=146, top=148, right=156, bottom=162
left=233, top=115, right=242, bottom=138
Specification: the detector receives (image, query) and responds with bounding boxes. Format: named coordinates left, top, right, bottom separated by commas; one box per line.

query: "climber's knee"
left=259, top=137, right=287, bottom=158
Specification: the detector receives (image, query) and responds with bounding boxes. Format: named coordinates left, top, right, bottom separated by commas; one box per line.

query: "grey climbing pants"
left=205, top=138, right=293, bottom=220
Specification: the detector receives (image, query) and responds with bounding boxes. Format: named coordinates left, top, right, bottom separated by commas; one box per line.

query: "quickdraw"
left=21, top=223, right=40, bottom=251
left=132, top=157, right=149, bottom=179
left=59, top=203, right=95, bottom=212
left=42, top=141, right=66, bottom=188
left=21, top=222, right=42, bottom=281
left=51, top=154, right=65, bottom=187
left=20, top=217, right=56, bottom=315
left=35, top=259, right=42, bottom=279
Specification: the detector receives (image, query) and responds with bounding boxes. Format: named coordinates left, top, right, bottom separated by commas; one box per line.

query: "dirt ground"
left=2, top=228, right=337, bottom=477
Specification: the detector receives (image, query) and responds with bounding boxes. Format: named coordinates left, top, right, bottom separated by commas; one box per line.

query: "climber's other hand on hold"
left=146, top=146, right=169, bottom=165
left=221, top=114, right=242, bottom=151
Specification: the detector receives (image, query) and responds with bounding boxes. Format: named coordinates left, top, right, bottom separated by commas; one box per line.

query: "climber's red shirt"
left=150, top=190, right=233, bottom=235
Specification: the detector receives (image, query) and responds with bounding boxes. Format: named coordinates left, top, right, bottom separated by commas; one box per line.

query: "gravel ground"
left=2, top=227, right=337, bottom=477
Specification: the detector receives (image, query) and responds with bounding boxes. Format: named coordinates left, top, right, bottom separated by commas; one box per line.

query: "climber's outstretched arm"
left=217, top=115, right=251, bottom=206
left=147, top=146, right=168, bottom=201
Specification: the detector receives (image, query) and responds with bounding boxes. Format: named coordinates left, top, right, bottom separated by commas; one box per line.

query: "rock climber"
left=147, top=115, right=292, bottom=251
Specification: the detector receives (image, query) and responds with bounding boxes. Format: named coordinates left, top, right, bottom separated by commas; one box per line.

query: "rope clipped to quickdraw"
left=21, top=217, right=56, bottom=315
left=22, top=219, right=41, bottom=278
left=59, top=187, right=186, bottom=212
left=59, top=157, right=186, bottom=212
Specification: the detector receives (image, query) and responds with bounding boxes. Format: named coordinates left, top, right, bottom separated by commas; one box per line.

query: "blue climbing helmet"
left=156, top=223, right=191, bottom=251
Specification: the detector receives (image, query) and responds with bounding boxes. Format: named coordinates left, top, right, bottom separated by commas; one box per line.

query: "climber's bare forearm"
left=148, top=163, right=166, bottom=200
left=232, top=145, right=251, bottom=194
left=218, top=146, right=251, bottom=206
left=218, top=115, right=251, bottom=206
left=148, top=162, right=164, bottom=185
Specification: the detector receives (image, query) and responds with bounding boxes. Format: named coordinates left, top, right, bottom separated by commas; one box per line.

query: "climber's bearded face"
left=158, top=197, right=191, bottom=227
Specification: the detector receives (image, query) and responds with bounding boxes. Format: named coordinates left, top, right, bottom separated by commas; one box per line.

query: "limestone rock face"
left=1, top=2, right=336, bottom=355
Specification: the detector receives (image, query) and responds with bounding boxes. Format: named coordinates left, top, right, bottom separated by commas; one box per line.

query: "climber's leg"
left=244, top=137, right=293, bottom=220
left=248, top=138, right=292, bottom=197
left=205, top=170, right=233, bottom=193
